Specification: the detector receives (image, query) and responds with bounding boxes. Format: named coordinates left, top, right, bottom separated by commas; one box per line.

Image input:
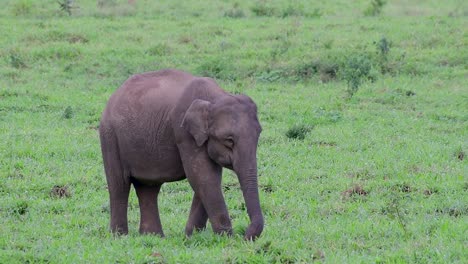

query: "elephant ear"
left=181, top=99, right=211, bottom=147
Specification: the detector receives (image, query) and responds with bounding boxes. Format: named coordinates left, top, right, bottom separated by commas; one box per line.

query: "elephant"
left=99, top=69, right=264, bottom=240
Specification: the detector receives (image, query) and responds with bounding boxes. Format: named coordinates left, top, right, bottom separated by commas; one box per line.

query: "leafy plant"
left=11, top=0, right=33, bottom=16
left=364, top=0, right=387, bottom=16
left=58, top=0, right=76, bottom=16
left=9, top=201, right=29, bottom=216
left=62, top=106, right=74, bottom=119
left=197, top=57, right=236, bottom=80
left=251, top=2, right=276, bottom=17
left=9, top=53, right=27, bottom=69
left=224, top=8, right=245, bottom=18
left=375, top=37, right=392, bottom=74
left=146, top=43, right=171, bottom=56
left=286, top=124, right=313, bottom=140
left=382, top=196, right=409, bottom=236
left=270, top=37, right=290, bottom=60
left=281, top=5, right=305, bottom=18
left=342, top=54, right=372, bottom=98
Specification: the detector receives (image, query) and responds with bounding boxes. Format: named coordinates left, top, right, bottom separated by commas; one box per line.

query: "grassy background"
left=1, top=0, right=467, bottom=263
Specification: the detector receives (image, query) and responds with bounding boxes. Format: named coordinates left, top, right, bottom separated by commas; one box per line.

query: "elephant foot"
left=110, top=222, right=129, bottom=236
left=244, top=219, right=264, bottom=241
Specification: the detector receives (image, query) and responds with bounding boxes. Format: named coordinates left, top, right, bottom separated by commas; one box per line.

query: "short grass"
left=1, top=0, right=467, bottom=263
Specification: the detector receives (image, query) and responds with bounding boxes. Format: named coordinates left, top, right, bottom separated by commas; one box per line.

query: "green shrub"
left=281, top=5, right=305, bottom=17
left=376, top=37, right=391, bottom=73
left=11, top=0, right=33, bottom=16
left=146, top=44, right=171, bottom=56
left=251, top=2, right=276, bottom=17
left=364, top=0, right=387, bottom=16
left=62, top=106, right=74, bottom=119
left=58, top=0, right=76, bottom=16
left=9, top=201, right=29, bottom=216
left=197, top=57, right=236, bottom=81
left=224, top=8, right=245, bottom=18
left=9, top=53, right=27, bottom=69
left=286, top=124, right=313, bottom=140
left=342, top=54, right=373, bottom=98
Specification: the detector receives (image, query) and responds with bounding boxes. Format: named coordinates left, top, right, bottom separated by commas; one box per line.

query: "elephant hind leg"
left=100, top=129, right=131, bottom=235
left=185, top=193, right=208, bottom=237
left=134, top=181, right=164, bottom=237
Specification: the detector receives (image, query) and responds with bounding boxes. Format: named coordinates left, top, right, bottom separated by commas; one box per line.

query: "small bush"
left=58, top=0, right=76, bottom=16
left=454, top=147, right=465, bottom=161
left=62, top=106, right=74, bottom=119
left=10, top=201, right=29, bottom=216
left=375, top=37, right=392, bottom=74
left=11, top=0, right=33, bottom=16
left=342, top=54, right=373, bottom=98
left=281, top=5, right=305, bottom=18
left=197, top=57, right=236, bottom=81
left=224, top=8, right=245, bottom=18
left=292, top=60, right=338, bottom=82
left=97, top=0, right=117, bottom=8
left=270, top=38, right=291, bottom=60
left=255, top=69, right=286, bottom=83
left=306, top=8, right=323, bottom=18
left=251, top=3, right=276, bottom=17
left=146, top=44, right=171, bottom=56
left=9, top=53, right=27, bottom=69
left=364, top=0, right=387, bottom=16
left=286, top=124, right=313, bottom=140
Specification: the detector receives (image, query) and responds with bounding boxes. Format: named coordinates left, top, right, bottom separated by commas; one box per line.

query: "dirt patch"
left=50, top=185, right=70, bottom=198
left=405, top=90, right=416, bottom=96
left=150, top=252, right=162, bottom=258
left=392, top=183, right=413, bottom=193
left=342, top=185, right=368, bottom=198
left=311, top=141, right=337, bottom=147
left=260, top=184, right=274, bottom=193
left=436, top=206, right=468, bottom=218
left=456, top=150, right=465, bottom=161
left=313, top=250, right=325, bottom=261
left=423, top=188, right=438, bottom=196
left=68, top=35, right=89, bottom=44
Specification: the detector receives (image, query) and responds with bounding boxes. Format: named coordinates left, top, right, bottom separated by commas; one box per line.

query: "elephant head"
left=181, top=94, right=264, bottom=240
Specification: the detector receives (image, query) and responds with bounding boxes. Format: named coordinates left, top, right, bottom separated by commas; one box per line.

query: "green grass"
left=1, top=0, right=467, bottom=263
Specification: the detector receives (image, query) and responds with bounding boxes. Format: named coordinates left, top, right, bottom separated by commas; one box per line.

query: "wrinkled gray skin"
left=99, top=69, right=263, bottom=240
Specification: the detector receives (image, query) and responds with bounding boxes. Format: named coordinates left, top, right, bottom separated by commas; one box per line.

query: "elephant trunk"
left=234, top=144, right=264, bottom=240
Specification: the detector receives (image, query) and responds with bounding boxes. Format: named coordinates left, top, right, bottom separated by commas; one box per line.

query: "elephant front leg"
left=185, top=193, right=208, bottom=236
left=186, top=166, right=232, bottom=235
left=134, top=182, right=164, bottom=237
left=179, top=143, right=232, bottom=236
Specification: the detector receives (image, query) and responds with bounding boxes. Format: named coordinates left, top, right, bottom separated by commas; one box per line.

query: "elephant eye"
left=224, top=137, right=234, bottom=149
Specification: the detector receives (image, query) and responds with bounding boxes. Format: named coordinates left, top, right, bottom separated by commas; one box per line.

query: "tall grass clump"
left=364, top=0, right=387, bottom=16
left=376, top=37, right=391, bottom=74
left=197, top=57, right=237, bottom=81
left=251, top=2, right=276, bottom=17
left=224, top=3, right=245, bottom=18
left=9, top=53, right=27, bottom=69
left=286, top=124, right=313, bottom=140
left=58, top=0, right=76, bottom=16
left=11, top=0, right=33, bottom=16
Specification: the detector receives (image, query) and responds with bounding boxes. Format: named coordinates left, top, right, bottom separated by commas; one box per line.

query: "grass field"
left=1, top=0, right=467, bottom=263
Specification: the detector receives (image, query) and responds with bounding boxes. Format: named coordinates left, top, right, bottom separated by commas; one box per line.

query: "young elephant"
left=99, top=69, right=264, bottom=240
